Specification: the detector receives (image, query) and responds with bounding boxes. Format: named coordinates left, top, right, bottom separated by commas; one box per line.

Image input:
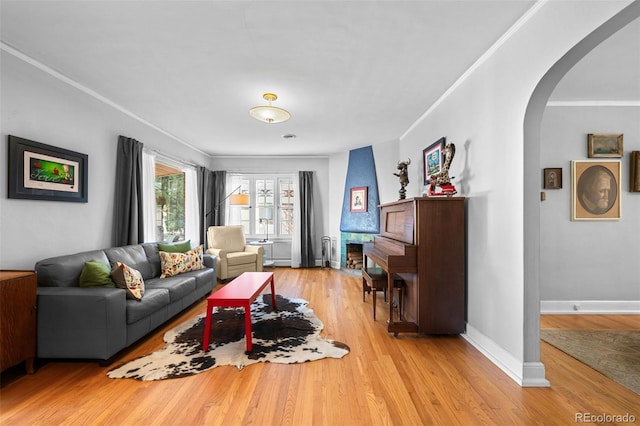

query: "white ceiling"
left=1, top=1, right=638, bottom=157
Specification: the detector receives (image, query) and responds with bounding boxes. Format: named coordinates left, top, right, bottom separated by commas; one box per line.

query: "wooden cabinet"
left=0, top=270, right=37, bottom=373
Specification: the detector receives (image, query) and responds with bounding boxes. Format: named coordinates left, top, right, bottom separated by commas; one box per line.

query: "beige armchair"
left=206, top=225, right=263, bottom=281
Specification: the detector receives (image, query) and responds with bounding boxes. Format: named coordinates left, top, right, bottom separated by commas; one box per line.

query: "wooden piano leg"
left=387, top=273, right=395, bottom=332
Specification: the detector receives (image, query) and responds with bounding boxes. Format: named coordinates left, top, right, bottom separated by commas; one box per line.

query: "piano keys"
left=363, top=197, right=465, bottom=335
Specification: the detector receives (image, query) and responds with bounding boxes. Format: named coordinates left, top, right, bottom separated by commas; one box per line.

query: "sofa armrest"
left=206, top=248, right=227, bottom=258
left=245, top=245, right=264, bottom=256
left=36, top=287, right=127, bottom=360
left=203, top=253, right=217, bottom=269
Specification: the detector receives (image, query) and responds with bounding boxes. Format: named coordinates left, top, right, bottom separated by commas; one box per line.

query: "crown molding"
left=546, top=100, right=640, bottom=107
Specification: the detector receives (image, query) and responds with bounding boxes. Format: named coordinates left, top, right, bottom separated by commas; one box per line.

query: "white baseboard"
left=462, top=324, right=550, bottom=387
left=540, top=300, right=640, bottom=314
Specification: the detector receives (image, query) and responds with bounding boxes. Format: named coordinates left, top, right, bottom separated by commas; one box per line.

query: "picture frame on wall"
left=587, top=133, right=623, bottom=158
left=630, top=151, right=640, bottom=193
left=350, top=187, right=367, bottom=212
left=423, top=137, right=445, bottom=185
left=571, top=160, right=621, bottom=221
left=543, top=168, right=562, bottom=189
left=8, top=135, right=88, bottom=203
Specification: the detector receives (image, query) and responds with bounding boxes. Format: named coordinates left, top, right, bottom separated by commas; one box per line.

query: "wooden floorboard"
left=1, top=267, right=638, bottom=425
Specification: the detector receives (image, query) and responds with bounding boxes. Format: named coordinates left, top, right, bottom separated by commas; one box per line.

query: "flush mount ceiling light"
left=249, top=93, right=291, bottom=124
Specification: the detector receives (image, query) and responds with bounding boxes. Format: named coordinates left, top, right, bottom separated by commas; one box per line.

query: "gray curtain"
left=212, top=171, right=226, bottom=226
left=112, top=135, right=144, bottom=246
left=300, top=171, right=315, bottom=267
left=198, top=166, right=215, bottom=245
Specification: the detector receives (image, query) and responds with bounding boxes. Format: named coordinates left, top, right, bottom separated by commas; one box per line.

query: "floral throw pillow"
left=159, top=245, right=204, bottom=278
left=111, top=262, right=145, bottom=301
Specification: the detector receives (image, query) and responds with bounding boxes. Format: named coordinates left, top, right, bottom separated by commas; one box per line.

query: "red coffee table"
left=201, top=272, right=276, bottom=353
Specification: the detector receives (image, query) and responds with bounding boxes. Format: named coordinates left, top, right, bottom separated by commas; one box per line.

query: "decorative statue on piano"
left=394, top=158, right=411, bottom=199
left=426, top=142, right=458, bottom=196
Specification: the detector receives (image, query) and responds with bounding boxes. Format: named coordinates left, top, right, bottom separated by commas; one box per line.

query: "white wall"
left=0, top=51, right=211, bottom=270
left=373, top=140, right=403, bottom=203
left=209, top=156, right=329, bottom=264
left=540, top=106, right=640, bottom=303
left=396, top=1, right=634, bottom=386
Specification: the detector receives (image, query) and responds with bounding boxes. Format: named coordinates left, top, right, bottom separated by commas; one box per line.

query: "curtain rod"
left=227, top=171, right=300, bottom=175
left=144, top=147, right=200, bottom=169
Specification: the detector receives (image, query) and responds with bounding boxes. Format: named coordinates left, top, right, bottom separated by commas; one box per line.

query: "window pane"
left=227, top=176, right=250, bottom=233
left=155, top=162, right=185, bottom=242
left=255, top=179, right=274, bottom=239
left=279, top=178, right=294, bottom=235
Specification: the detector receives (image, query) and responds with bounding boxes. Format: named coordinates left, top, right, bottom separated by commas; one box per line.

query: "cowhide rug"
left=107, top=294, right=349, bottom=381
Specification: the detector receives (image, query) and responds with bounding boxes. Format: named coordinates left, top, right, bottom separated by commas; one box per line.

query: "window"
left=227, top=173, right=295, bottom=239
left=142, top=151, right=198, bottom=244
left=154, top=162, right=185, bottom=242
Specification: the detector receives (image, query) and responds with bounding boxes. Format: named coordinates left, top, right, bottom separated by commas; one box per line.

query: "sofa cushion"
left=158, top=240, right=191, bottom=253
left=145, top=276, right=196, bottom=302
left=111, top=262, right=145, bottom=301
left=182, top=268, right=216, bottom=291
left=125, top=288, right=170, bottom=324
left=105, top=245, right=154, bottom=279
left=79, top=260, right=116, bottom=288
left=141, top=243, right=162, bottom=278
left=159, top=245, right=203, bottom=278
left=35, top=250, right=110, bottom=287
left=226, top=251, right=257, bottom=266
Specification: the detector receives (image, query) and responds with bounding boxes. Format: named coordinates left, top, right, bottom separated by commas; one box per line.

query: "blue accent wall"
left=340, top=146, right=380, bottom=233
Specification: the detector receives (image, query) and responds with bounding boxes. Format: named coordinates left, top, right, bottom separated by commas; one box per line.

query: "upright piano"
left=363, top=197, right=465, bottom=335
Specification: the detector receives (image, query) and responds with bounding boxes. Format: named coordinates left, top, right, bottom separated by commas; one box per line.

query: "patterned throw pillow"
left=159, top=245, right=204, bottom=278
left=111, top=262, right=145, bottom=301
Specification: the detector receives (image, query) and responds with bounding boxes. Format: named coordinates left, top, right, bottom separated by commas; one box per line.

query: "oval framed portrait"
left=571, top=160, right=621, bottom=221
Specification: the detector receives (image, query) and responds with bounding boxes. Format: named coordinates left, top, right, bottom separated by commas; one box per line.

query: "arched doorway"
left=523, top=1, right=640, bottom=385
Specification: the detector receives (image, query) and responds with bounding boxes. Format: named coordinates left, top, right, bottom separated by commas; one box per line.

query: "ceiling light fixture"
left=249, top=93, right=291, bottom=124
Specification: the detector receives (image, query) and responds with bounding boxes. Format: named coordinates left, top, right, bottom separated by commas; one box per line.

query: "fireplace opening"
left=345, top=243, right=363, bottom=270
left=340, top=232, right=374, bottom=270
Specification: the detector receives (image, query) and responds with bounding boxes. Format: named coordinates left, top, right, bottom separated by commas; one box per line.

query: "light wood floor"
left=1, top=268, right=638, bottom=425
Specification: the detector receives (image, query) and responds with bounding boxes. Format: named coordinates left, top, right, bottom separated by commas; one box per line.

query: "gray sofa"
left=34, top=243, right=216, bottom=361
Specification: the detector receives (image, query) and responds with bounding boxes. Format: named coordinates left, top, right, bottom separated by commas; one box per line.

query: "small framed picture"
left=423, top=137, right=445, bottom=185
left=350, top=187, right=367, bottom=212
left=587, top=133, right=623, bottom=158
left=630, top=151, right=640, bottom=193
left=543, top=168, right=562, bottom=189
left=571, top=160, right=621, bottom=221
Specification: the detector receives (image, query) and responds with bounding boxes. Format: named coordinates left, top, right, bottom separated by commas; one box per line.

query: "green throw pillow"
left=79, top=260, right=116, bottom=288
left=158, top=240, right=191, bottom=253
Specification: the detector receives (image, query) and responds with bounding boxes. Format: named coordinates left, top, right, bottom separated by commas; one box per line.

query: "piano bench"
left=362, top=268, right=404, bottom=320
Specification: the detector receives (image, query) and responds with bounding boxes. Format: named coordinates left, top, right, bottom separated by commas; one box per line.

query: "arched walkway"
left=522, top=1, right=640, bottom=385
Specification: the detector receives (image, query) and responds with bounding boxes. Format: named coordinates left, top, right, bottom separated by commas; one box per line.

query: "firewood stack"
left=346, top=252, right=363, bottom=269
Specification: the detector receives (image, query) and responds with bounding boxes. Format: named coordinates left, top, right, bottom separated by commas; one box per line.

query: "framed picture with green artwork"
left=8, top=135, right=88, bottom=202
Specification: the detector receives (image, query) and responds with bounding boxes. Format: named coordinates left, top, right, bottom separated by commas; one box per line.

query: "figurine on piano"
left=394, top=158, right=411, bottom=199
left=426, top=142, right=458, bottom=196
